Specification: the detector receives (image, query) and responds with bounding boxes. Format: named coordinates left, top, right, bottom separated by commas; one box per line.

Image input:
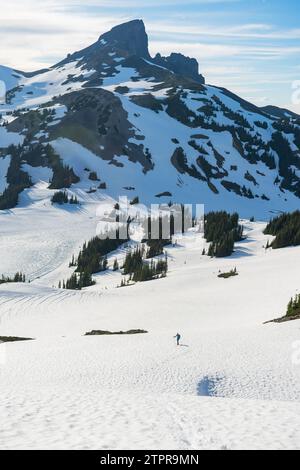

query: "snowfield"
left=0, top=194, right=300, bottom=450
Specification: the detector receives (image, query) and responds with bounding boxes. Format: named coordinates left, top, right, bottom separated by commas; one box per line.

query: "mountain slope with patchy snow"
left=0, top=20, right=300, bottom=218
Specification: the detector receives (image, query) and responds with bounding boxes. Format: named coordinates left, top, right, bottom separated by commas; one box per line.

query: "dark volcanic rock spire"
left=99, top=19, right=151, bottom=59
left=154, top=52, right=205, bottom=84
left=56, top=19, right=205, bottom=84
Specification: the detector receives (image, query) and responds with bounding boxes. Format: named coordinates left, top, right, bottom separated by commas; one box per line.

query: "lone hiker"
left=174, top=333, right=181, bottom=346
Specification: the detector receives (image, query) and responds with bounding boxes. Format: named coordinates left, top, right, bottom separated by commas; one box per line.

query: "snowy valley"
left=1, top=212, right=300, bottom=449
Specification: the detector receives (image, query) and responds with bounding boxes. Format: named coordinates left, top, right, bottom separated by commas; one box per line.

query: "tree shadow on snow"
left=230, top=237, right=255, bottom=259
left=197, top=376, right=222, bottom=397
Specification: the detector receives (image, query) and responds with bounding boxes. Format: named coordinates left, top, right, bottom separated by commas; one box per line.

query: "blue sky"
left=0, top=0, right=299, bottom=112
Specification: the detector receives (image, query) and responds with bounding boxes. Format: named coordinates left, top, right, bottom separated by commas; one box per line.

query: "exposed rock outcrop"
left=99, top=19, right=151, bottom=59
left=154, top=52, right=205, bottom=83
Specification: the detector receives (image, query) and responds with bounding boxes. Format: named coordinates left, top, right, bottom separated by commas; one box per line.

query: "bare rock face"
left=99, top=19, right=151, bottom=59
left=154, top=52, right=205, bottom=84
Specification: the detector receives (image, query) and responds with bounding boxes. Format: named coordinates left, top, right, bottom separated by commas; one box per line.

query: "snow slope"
left=0, top=127, right=24, bottom=147
left=0, top=185, right=106, bottom=282
left=0, top=213, right=300, bottom=450
left=0, top=156, right=10, bottom=193
left=0, top=65, right=23, bottom=92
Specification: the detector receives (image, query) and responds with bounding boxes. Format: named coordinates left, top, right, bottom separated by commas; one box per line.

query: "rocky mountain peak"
left=98, top=19, right=151, bottom=59
left=154, top=52, right=205, bottom=84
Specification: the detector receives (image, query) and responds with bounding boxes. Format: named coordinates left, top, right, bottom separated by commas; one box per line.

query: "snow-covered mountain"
left=1, top=20, right=300, bottom=451
left=1, top=19, right=300, bottom=218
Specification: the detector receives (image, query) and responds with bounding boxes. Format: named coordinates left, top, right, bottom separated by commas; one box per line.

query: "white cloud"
left=150, top=41, right=300, bottom=62
left=0, top=0, right=122, bottom=69
left=147, top=20, right=300, bottom=40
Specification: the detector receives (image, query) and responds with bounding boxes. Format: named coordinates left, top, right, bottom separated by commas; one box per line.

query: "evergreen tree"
left=89, top=171, right=99, bottom=181
left=76, top=232, right=127, bottom=275
left=63, top=270, right=95, bottom=290
left=205, top=211, right=243, bottom=258
left=113, top=259, right=119, bottom=271
left=69, top=255, right=76, bottom=267
left=123, top=247, right=144, bottom=275
left=51, top=191, right=69, bottom=204
left=0, top=272, right=26, bottom=284
left=130, top=196, right=139, bottom=205
left=0, top=145, right=32, bottom=210
left=264, top=211, right=300, bottom=249
left=286, top=294, right=300, bottom=317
